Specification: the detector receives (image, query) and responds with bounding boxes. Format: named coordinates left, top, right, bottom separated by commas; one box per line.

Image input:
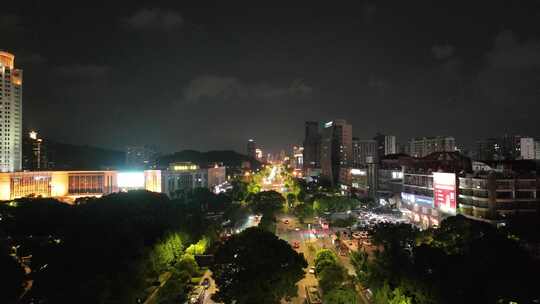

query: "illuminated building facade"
left=320, top=119, right=352, bottom=185
left=23, top=131, right=50, bottom=170
left=162, top=162, right=226, bottom=197
left=0, top=171, right=118, bottom=201
left=400, top=152, right=471, bottom=228
left=0, top=161, right=227, bottom=202
left=0, top=51, right=23, bottom=172
left=352, top=138, right=377, bottom=167
left=292, top=146, right=304, bottom=170
left=458, top=161, right=540, bottom=223
left=408, top=136, right=456, bottom=158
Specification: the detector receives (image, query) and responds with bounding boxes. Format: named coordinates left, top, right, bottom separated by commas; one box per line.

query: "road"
left=275, top=214, right=371, bottom=304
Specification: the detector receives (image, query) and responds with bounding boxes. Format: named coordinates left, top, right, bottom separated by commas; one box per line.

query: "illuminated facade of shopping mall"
left=0, top=163, right=226, bottom=203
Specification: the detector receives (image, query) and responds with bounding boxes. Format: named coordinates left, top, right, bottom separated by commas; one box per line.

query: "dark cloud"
left=182, top=76, right=313, bottom=104
left=487, top=30, right=540, bottom=69
left=17, top=53, right=47, bottom=65
left=362, top=3, right=377, bottom=24
left=432, top=44, right=455, bottom=60
left=54, top=64, right=111, bottom=79
left=0, top=14, right=23, bottom=32
left=122, top=8, right=183, bottom=31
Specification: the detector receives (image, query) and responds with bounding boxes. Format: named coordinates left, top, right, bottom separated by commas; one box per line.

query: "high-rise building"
left=0, top=51, right=23, bottom=172
left=374, top=133, right=397, bottom=158
left=520, top=138, right=536, bottom=160
left=22, top=130, right=49, bottom=170
left=255, top=148, right=263, bottom=161
left=475, top=138, right=498, bottom=160
left=247, top=139, right=256, bottom=159
left=292, top=145, right=304, bottom=170
left=320, top=119, right=352, bottom=185
left=303, top=121, right=321, bottom=171
left=126, top=145, right=158, bottom=169
left=536, top=142, right=540, bottom=160
left=353, top=138, right=377, bottom=166
left=409, top=136, right=456, bottom=158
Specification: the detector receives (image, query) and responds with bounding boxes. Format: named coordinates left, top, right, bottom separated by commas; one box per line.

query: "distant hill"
left=157, top=150, right=261, bottom=169
left=48, top=141, right=125, bottom=170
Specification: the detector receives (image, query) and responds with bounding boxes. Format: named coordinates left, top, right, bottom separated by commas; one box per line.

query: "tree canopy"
left=356, top=215, right=540, bottom=304
left=211, top=227, right=307, bottom=304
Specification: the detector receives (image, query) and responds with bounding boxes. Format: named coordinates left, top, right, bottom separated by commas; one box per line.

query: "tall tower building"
left=0, top=51, right=22, bottom=172
left=247, top=139, right=256, bottom=159
left=374, top=133, right=397, bottom=159
left=320, top=119, right=352, bottom=185
left=303, top=121, right=321, bottom=171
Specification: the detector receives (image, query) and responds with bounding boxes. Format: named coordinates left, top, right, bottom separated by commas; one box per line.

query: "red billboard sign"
left=433, top=172, right=457, bottom=215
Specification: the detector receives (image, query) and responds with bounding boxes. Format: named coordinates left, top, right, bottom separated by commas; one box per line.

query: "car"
left=308, top=266, right=315, bottom=274
left=201, top=278, right=210, bottom=289
left=292, top=241, right=300, bottom=249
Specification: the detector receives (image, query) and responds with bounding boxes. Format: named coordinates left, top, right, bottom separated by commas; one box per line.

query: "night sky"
left=2, top=1, right=540, bottom=154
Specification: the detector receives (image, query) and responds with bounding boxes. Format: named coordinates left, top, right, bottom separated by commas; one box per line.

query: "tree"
left=249, top=191, right=285, bottom=217
left=211, top=227, right=307, bottom=304
left=318, top=262, right=347, bottom=293
left=323, top=287, right=359, bottom=304
left=293, top=203, right=313, bottom=223
left=286, top=193, right=297, bottom=206
left=350, top=250, right=369, bottom=282
left=314, top=249, right=338, bottom=274
left=0, top=252, right=25, bottom=303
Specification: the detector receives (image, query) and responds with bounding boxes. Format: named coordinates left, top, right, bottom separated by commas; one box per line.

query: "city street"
left=275, top=214, right=369, bottom=304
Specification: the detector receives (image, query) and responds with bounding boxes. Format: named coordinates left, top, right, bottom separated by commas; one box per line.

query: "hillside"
left=157, top=150, right=261, bottom=169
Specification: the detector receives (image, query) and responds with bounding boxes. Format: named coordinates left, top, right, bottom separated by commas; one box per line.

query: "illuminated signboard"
left=401, top=192, right=434, bottom=207
left=433, top=172, right=457, bottom=215
left=351, top=168, right=367, bottom=176
left=324, top=121, right=333, bottom=128
left=118, top=172, right=145, bottom=189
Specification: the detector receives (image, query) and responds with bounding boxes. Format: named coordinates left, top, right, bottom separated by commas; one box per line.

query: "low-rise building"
left=400, top=152, right=470, bottom=228
left=458, top=160, right=540, bottom=223
left=0, top=163, right=226, bottom=203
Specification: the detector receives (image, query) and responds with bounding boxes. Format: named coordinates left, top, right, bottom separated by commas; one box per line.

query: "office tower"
left=292, top=145, right=304, bottom=170
left=126, top=145, right=158, bottom=169
left=0, top=51, right=22, bottom=172
left=303, top=121, right=320, bottom=171
left=374, top=133, right=397, bottom=158
left=475, top=138, right=498, bottom=160
left=409, top=136, right=456, bottom=158
left=320, top=119, right=352, bottom=185
left=22, top=130, right=49, bottom=170
left=353, top=138, right=377, bottom=166
left=520, top=138, right=535, bottom=160
left=247, top=139, right=256, bottom=159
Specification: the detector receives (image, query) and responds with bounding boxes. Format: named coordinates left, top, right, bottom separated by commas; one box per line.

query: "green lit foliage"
left=0, top=191, right=213, bottom=303
left=314, top=249, right=338, bottom=274
left=318, top=262, right=347, bottom=293
left=323, top=287, right=359, bottom=304
left=248, top=190, right=285, bottom=217
left=292, top=202, right=313, bottom=223
left=313, top=196, right=359, bottom=215
left=185, top=237, right=209, bottom=255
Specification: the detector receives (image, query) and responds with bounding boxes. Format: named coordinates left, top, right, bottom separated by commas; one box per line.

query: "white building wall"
left=0, top=51, right=22, bottom=172
left=520, top=137, right=535, bottom=160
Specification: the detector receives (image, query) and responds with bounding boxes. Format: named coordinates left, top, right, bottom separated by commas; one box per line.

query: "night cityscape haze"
left=1, top=2, right=540, bottom=304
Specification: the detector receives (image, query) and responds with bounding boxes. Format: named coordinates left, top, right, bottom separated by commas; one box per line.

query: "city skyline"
left=2, top=2, right=540, bottom=154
